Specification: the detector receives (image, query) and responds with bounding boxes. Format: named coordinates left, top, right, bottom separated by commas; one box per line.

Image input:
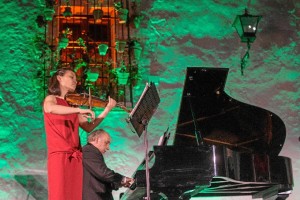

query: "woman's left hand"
left=106, top=96, right=117, bottom=110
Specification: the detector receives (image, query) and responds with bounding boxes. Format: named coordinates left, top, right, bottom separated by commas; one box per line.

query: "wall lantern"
left=232, top=8, right=262, bottom=75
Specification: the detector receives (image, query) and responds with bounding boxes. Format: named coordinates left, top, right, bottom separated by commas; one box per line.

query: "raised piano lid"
left=173, top=67, right=286, bottom=156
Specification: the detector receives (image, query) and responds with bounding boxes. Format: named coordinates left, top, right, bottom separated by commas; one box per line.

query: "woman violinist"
left=43, top=67, right=116, bottom=200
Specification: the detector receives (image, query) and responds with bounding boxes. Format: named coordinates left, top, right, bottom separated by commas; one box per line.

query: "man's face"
left=95, top=133, right=111, bottom=154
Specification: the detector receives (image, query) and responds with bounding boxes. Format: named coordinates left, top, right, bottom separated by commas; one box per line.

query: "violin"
left=65, top=93, right=131, bottom=113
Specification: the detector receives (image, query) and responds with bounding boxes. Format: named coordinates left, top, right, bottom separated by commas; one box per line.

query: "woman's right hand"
left=78, top=108, right=95, bottom=120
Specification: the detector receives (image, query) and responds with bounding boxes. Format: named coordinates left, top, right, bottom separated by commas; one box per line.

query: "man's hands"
left=121, top=177, right=135, bottom=187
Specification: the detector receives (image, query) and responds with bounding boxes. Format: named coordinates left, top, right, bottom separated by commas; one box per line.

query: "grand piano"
left=120, top=67, right=294, bottom=200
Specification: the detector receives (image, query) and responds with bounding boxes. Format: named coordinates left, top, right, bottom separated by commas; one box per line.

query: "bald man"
left=82, top=129, right=133, bottom=200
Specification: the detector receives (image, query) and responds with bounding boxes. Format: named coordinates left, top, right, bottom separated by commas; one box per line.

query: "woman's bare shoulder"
left=44, top=95, right=58, bottom=104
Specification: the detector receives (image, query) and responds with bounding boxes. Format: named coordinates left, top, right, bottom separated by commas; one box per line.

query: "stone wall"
left=0, top=0, right=299, bottom=199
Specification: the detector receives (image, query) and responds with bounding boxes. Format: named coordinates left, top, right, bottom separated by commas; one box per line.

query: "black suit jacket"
left=82, top=143, right=124, bottom=200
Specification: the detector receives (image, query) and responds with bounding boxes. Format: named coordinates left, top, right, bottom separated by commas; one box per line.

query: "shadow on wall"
left=14, top=175, right=47, bottom=200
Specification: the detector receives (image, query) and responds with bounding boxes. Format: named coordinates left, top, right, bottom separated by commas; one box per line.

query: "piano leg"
left=274, top=194, right=289, bottom=200
left=262, top=194, right=289, bottom=200
left=179, top=185, right=210, bottom=200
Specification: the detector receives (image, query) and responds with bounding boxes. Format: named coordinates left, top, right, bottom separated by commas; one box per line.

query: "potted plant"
left=116, top=62, right=129, bottom=85
left=44, top=0, right=56, bottom=21
left=129, top=1, right=143, bottom=29
left=93, top=9, right=103, bottom=22
left=133, top=15, right=143, bottom=28
left=98, top=43, right=109, bottom=56
left=130, top=40, right=142, bottom=61
left=113, top=2, right=128, bottom=24
left=128, top=64, right=142, bottom=87
left=58, top=28, right=71, bottom=49
left=118, top=8, right=128, bottom=24
left=115, top=40, right=127, bottom=53
left=86, top=68, right=99, bottom=82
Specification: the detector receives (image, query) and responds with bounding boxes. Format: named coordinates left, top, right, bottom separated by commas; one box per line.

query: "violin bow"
left=88, top=87, right=92, bottom=110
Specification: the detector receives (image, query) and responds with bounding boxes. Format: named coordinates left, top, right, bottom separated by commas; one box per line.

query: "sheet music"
left=127, top=82, right=160, bottom=137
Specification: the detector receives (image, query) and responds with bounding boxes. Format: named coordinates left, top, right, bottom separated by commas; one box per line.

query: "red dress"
left=44, top=97, right=82, bottom=200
